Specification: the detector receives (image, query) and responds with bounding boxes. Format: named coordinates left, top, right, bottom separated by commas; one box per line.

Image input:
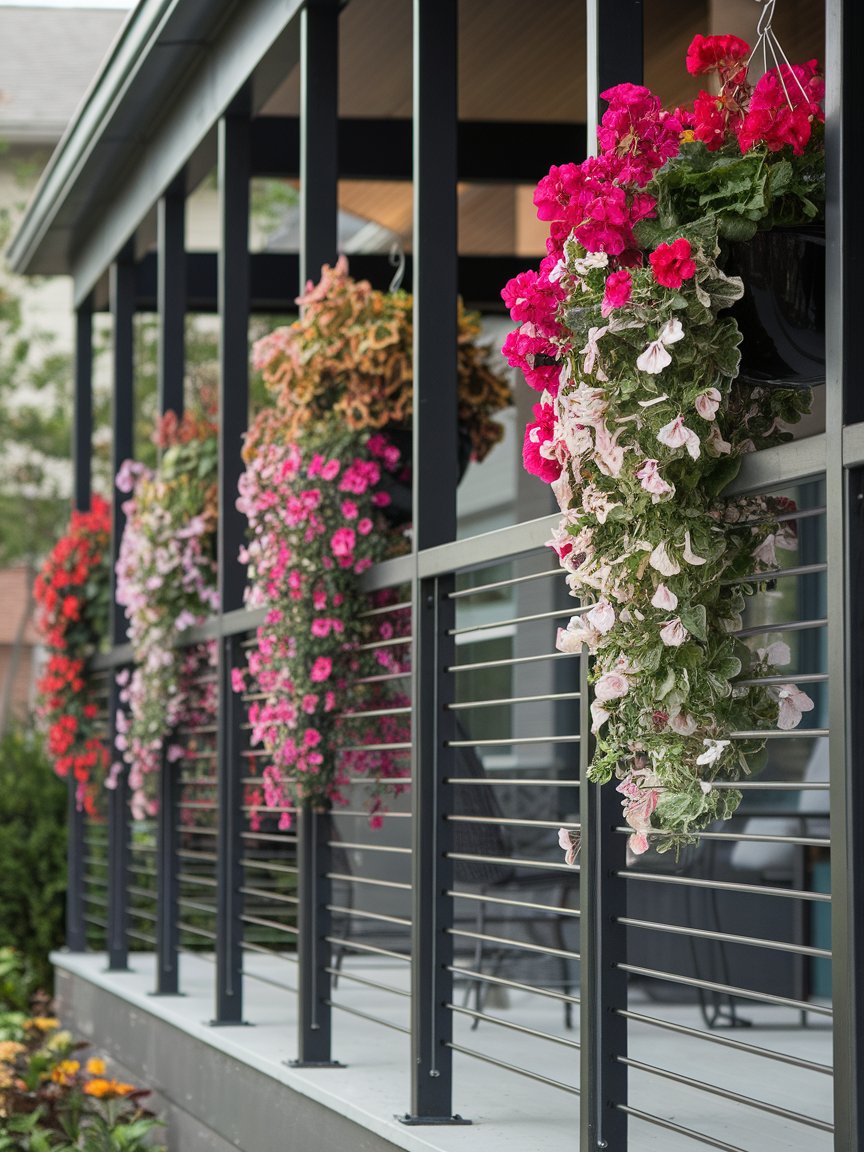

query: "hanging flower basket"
left=237, top=259, right=512, bottom=825
left=503, top=32, right=824, bottom=855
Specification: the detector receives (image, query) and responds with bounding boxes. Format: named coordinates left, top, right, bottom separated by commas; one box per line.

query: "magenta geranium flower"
left=601, top=269, right=632, bottom=316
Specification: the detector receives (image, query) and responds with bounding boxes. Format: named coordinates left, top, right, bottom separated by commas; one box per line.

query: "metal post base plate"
left=397, top=1114, right=472, bottom=1126
left=288, top=1059, right=346, bottom=1069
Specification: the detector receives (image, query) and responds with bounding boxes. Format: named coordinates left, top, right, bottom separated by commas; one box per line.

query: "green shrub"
left=0, top=729, right=66, bottom=992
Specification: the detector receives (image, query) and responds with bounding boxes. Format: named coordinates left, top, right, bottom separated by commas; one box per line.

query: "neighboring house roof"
left=0, top=567, right=38, bottom=646
left=0, top=5, right=126, bottom=144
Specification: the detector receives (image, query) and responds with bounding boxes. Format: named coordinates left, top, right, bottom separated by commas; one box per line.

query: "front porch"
left=56, top=950, right=832, bottom=1152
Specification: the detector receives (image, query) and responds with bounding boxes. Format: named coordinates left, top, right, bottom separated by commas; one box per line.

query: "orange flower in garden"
left=83, top=1076, right=136, bottom=1098
left=51, top=1059, right=81, bottom=1085
left=85, top=1056, right=107, bottom=1076
left=0, top=1041, right=26, bottom=1062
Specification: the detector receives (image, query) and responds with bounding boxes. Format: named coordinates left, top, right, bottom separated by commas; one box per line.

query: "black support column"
left=402, top=0, right=466, bottom=1126
left=293, top=0, right=342, bottom=1069
left=66, top=298, right=94, bottom=954
left=827, top=0, right=864, bottom=1147
left=579, top=4, right=642, bottom=1147
left=157, top=176, right=186, bottom=420
left=106, top=251, right=135, bottom=972
left=154, top=179, right=186, bottom=995
left=213, top=106, right=251, bottom=1026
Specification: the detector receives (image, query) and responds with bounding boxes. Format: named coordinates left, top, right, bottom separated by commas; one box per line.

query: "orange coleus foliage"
left=246, top=256, right=511, bottom=463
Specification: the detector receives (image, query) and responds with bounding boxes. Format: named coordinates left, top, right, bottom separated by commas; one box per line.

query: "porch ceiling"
left=7, top=0, right=825, bottom=293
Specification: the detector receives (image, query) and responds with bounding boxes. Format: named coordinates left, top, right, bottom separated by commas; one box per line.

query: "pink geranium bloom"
left=330, top=527, right=356, bottom=558
left=310, top=656, right=332, bottom=683
left=601, top=269, right=633, bottom=316
left=522, top=401, right=561, bottom=483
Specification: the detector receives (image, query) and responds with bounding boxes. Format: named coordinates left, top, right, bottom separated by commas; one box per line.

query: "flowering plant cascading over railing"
left=34, top=496, right=111, bottom=815
left=112, top=409, right=219, bottom=819
left=235, top=424, right=411, bottom=827
left=505, top=34, right=822, bottom=855
left=235, top=259, right=512, bottom=826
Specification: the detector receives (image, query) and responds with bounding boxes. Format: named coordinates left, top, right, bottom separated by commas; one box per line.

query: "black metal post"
left=579, top=663, right=628, bottom=1150
left=299, top=0, right=339, bottom=289
left=401, top=0, right=466, bottom=1126
left=292, top=808, right=343, bottom=1066
left=106, top=253, right=135, bottom=971
left=157, top=177, right=186, bottom=420
left=214, top=634, right=246, bottom=1023
left=293, top=0, right=341, bottom=1067
left=153, top=182, right=186, bottom=994
left=65, top=299, right=94, bottom=954
left=578, top=7, right=642, bottom=1141
left=213, top=107, right=250, bottom=1025
left=827, top=1, right=864, bottom=1145
left=582, top=6, right=645, bottom=1133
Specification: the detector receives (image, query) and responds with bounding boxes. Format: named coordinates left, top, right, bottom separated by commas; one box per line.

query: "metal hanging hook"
left=388, top=242, right=406, bottom=293
left=748, top=0, right=810, bottom=109
left=756, top=0, right=777, bottom=38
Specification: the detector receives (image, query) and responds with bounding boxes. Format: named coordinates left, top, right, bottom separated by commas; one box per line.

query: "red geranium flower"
left=649, top=238, right=697, bottom=289
left=686, top=33, right=750, bottom=83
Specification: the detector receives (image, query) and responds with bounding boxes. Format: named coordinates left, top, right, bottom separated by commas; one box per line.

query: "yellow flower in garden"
left=83, top=1076, right=136, bottom=1099
left=28, top=1017, right=60, bottom=1032
left=85, top=1057, right=107, bottom=1076
left=0, top=1041, right=26, bottom=1063
left=50, top=1059, right=80, bottom=1085
left=680, top=128, right=695, bottom=143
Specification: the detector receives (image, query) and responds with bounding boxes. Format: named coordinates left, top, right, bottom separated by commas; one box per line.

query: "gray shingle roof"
left=0, top=6, right=126, bottom=143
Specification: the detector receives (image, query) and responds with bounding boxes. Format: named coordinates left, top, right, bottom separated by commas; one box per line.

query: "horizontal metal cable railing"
left=438, top=546, right=582, bottom=1096
left=609, top=475, right=832, bottom=1152
left=82, top=670, right=112, bottom=950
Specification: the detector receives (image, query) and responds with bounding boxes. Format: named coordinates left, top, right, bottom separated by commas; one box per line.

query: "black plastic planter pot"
left=377, top=423, right=473, bottom=524
left=725, top=225, right=825, bottom=390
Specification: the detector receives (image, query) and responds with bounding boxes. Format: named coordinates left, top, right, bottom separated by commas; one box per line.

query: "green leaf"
left=679, top=603, right=707, bottom=642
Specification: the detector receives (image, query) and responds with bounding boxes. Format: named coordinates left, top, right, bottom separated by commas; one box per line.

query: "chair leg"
left=469, top=890, right=487, bottom=1030
left=555, top=884, right=573, bottom=1030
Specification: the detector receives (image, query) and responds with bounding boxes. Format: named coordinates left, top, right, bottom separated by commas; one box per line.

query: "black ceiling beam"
left=249, top=116, right=585, bottom=183
left=130, top=250, right=524, bottom=314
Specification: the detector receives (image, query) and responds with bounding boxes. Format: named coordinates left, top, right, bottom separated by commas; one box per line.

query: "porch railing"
left=74, top=435, right=833, bottom=1149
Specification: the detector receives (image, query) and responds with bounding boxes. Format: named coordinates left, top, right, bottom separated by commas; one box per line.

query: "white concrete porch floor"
left=54, top=950, right=833, bottom=1152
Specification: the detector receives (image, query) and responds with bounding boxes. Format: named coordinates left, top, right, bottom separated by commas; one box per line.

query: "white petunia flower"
left=659, top=617, right=688, bottom=647
left=695, top=738, right=732, bottom=766
left=682, top=530, right=707, bottom=566
left=651, top=583, right=679, bottom=611
left=649, top=540, right=681, bottom=577
left=657, top=415, right=701, bottom=460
